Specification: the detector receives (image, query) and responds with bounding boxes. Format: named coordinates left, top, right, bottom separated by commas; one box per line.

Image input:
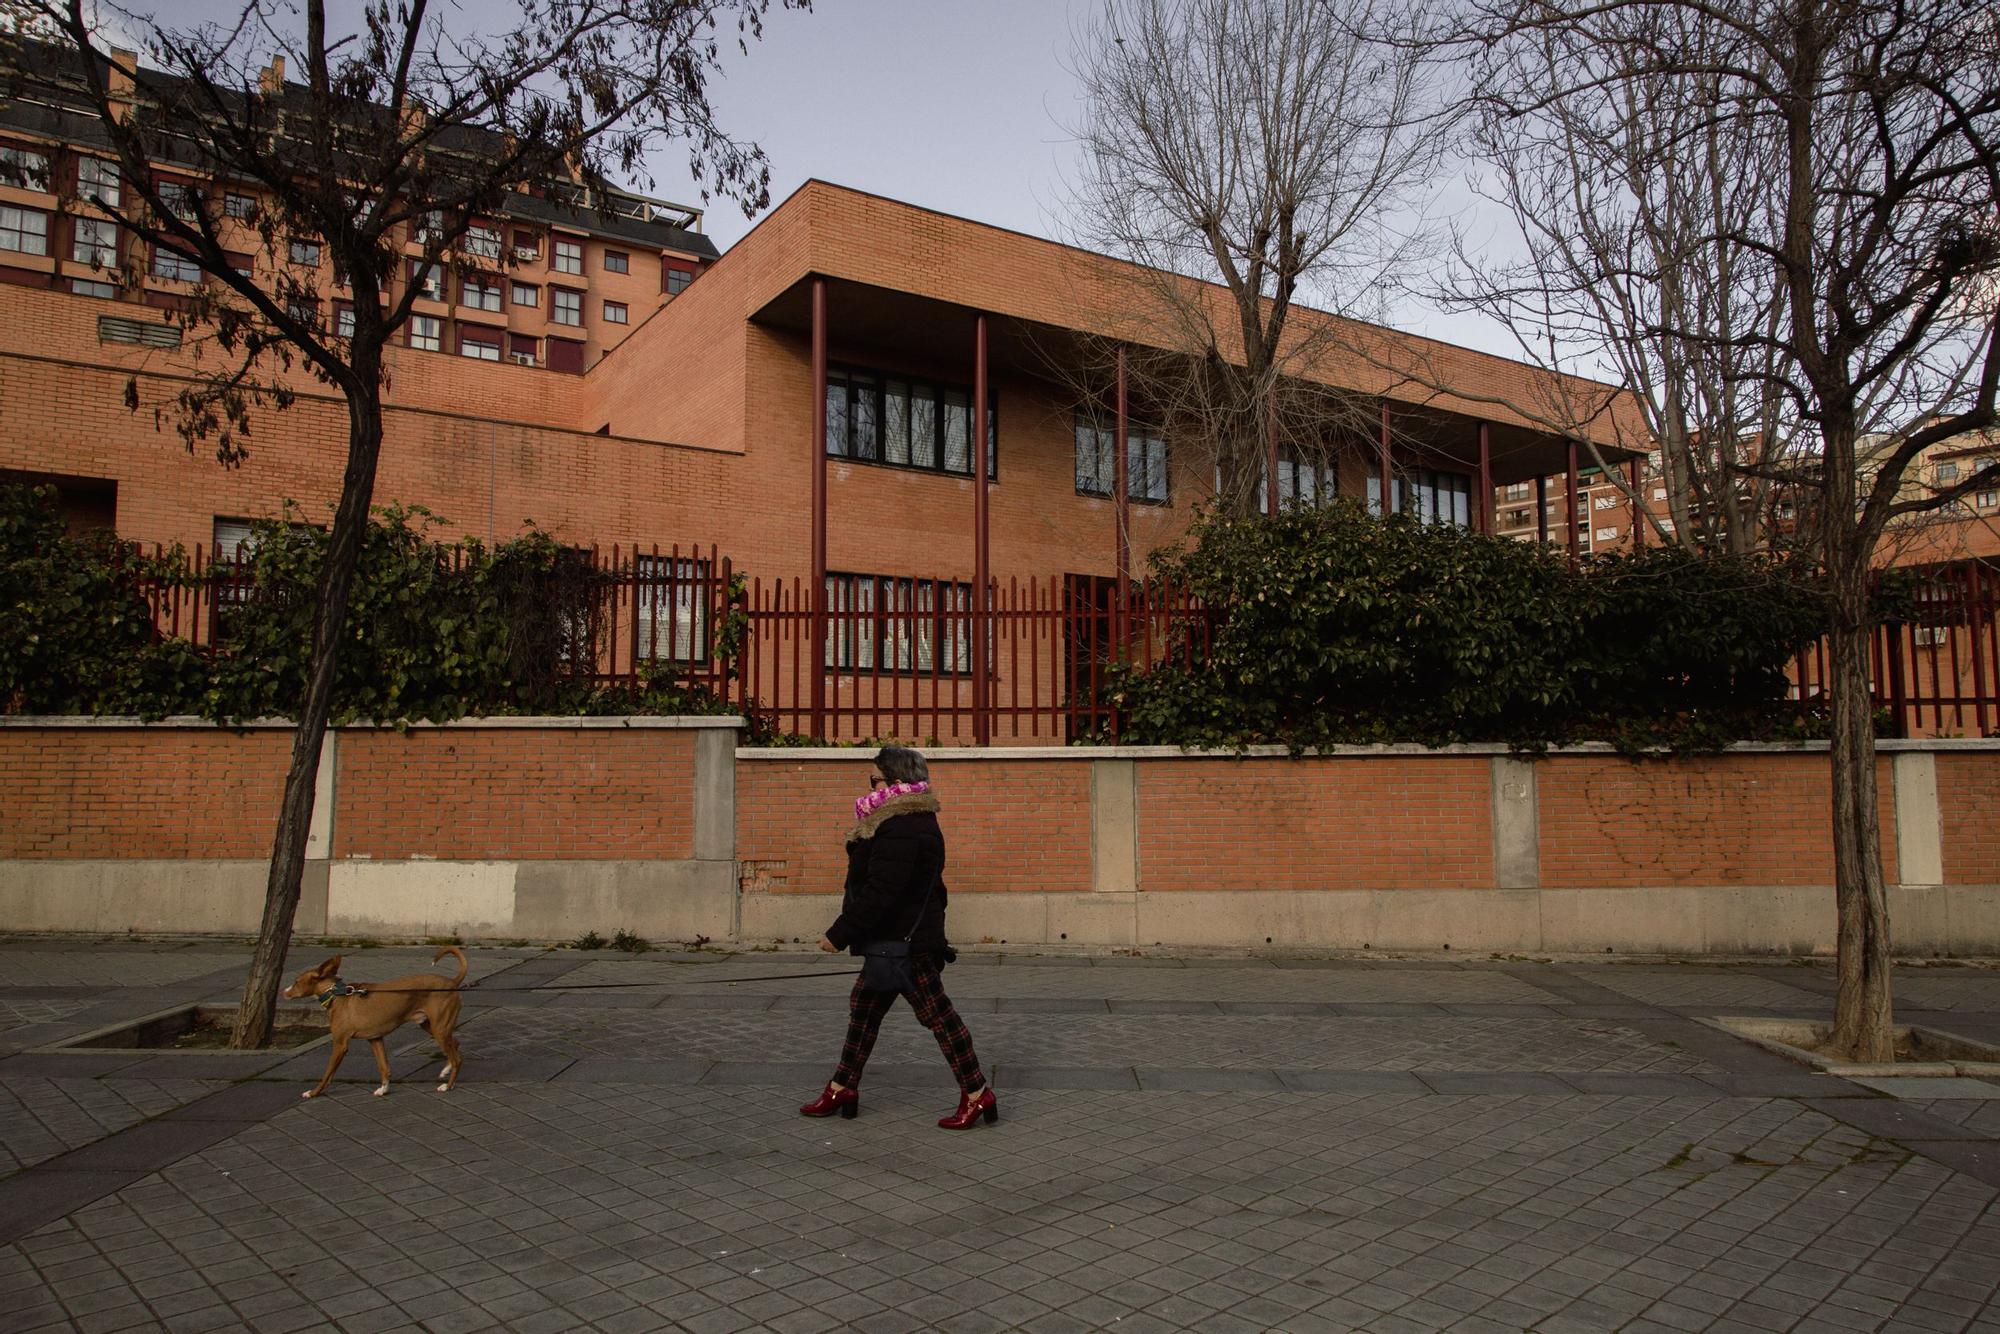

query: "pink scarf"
left=855, top=780, right=929, bottom=823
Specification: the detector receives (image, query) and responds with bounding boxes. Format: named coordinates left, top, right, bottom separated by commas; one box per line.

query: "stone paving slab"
left=0, top=944, right=1994, bottom=1332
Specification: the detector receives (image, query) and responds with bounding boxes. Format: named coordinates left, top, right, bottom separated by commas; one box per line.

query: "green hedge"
left=1101, top=502, right=1833, bottom=752
left=0, top=486, right=746, bottom=726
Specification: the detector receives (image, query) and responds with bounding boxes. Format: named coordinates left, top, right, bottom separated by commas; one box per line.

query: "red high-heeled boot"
left=938, top=1086, right=997, bottom=1129
left=799, top=1082, right=858, bottom=1119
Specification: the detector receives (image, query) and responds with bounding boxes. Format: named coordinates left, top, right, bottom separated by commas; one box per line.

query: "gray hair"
left=875, top=745, right=929, bottom=785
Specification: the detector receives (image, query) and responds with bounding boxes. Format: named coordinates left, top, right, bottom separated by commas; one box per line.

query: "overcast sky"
left=112, top=0, right=1524, bottom=360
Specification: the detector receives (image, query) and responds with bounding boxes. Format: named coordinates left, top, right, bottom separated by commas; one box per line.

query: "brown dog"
left=281, top=946, right=467, bottom=1099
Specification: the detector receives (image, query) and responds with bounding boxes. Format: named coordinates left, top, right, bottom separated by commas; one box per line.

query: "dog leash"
left=317, top=972, right=861, bottom=996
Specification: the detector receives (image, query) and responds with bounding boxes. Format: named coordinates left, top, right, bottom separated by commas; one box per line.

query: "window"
left=508, top=333, right=539, bottom=366
left=553, top=238, right=583, bottom=274
left=71, top=217, right=117, bottom=267
left=77, top=157, right=120, bottom=207
left=458, top=325, right=501, bottom=361
left=512, top=230, right=539, bottom=260
left=1367, top=469, right=1473, bottom=526
left=408, top=314, right=441, bottom=351
left=510, top=281, right=538, bottom=308
left=155, top=180, right=198, bottom=220
left=409, top=260, right=444, bottom=301
left=465, top=224, right=501, bottom=260
left=0, top=204, right=49, bottom=255
left=1653, top=487, right=1667, bottom=501
left=335, top=303, right=355, bottom=338
left=0, top=144, right=50, bottom=190
left=1937, top=462, right=1960, bottom=483
left=285, top=299, right=319, bottom=329
left=664, top=264, right=693, bottom=295
left=825, top=573, right=977, bottom=675
left=462, top=275, right=502, bottom=312
left=603, top=250, right=629, bottom=274
left=552, top=287, right=582, bottom=325
left=636, top=556, right=711, bottom=662
left=223, top=192, right=256, bottom=220
left=1596, top=526, right=1620, bottom=542
left=288, top=238, right=321, bottom=267
left=150, top=246, right=201, bottom=282
left=70, top=277, right=116, bottom=299
left=1075, top=417, right=1168, bottom=503
left=97, top=314, right=180, bottom=347
left=826, top=366, right=997, bottom=479
left=603, top=300, right=627, bottom=324
left=1594, top=494, right=1620, bottom=510
left=1503, top=481, right=1533, bottom=501
left=1979, top=490, right=1998, bottom=509
left=413, top=210, right=443, bottom=245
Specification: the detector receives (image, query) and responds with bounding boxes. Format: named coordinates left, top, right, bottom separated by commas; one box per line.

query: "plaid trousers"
left=833, top=962, right=985, bottom=1095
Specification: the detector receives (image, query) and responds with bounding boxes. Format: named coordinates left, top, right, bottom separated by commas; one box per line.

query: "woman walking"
left=800, top=746, right=997, bottom=1129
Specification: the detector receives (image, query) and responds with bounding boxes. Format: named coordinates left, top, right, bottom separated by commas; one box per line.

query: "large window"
left=553, top=238, right=583, bottom=274
left=1274, top=446, right=1337, bottom=510
left=151, top=245, right=201, bottom=282
left=78, top=158, right=120, bottom=207
left=0, top=145, right=50, bottom=190
left=825, top=573, right=979, bottom=675
left=826, top=366, right=997, bottom=479
left=665, top=264, right=693, bottom=295
left=0, top=205, right=48, bottom=256
left=458, top=324, right=501, bottom=361
left=1075, top=417, right=1168, bottom=503
left=70, top=218, right=117, bottom=267
left=1367, top=469, right=1472, bottom=526
left=465, top=225, right=501, bottom=260
left=552, top=287, right=582, bottom=325
left=408, top=314, right=441, bottom=351
left=155, top=181, right=199, bottom=220
left=636, top=555, right=711, bottom=662
left=462, top=275, right=502, bottom=312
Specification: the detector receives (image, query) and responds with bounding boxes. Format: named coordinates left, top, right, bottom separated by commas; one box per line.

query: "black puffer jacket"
left=824, top=792, right=952, bottom=963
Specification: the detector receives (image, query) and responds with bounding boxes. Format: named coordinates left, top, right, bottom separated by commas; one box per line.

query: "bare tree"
left=1454, top=0, right=2000, bottom=1060
left=1061, top=0, right=1446, bottom=516
left=0, top=0, right=803, bottom=1046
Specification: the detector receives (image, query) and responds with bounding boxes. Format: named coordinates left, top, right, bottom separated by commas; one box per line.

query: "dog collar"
left=316, top=981, right=363, bottom=1008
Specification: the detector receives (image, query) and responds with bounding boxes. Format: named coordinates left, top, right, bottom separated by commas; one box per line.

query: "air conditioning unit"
left=509, top=352, right=538, bottom=367
left=513, top=246, right=538, bottom=263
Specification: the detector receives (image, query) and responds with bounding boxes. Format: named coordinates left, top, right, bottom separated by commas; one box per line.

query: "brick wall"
left=734, top=755, right=1094, bottom=898
left=1536, top=753, right=1899, bottom=888
left=0, top=727, right=290, bottom=859
left=334, top=729, right=695, bottom=861
left=1137, top=757, right=1495, bottom=891
left=1938, top=751, right=2000, bottom=885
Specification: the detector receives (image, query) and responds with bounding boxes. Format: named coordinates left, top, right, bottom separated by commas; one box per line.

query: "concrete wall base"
left=0, top=858, right=735, bottom=942
left=738, top=883, right=2000, bottom=955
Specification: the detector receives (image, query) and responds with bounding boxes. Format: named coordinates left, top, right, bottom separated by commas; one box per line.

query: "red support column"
left=1536, top=475, right=1549, bottom=545
left=1629, top=457, right=1645, bottom=549
left=1565, top=438, right=1580, bottom=567
left=1114, top=346, right=1130, bottom=659
left=809, top=276, right=828, bottom=740
left=972, top=313, right=991, bottom=746
left=1378, top=399, right=1393, bottom=518
left=1477, top=422, right=1493, bottom=533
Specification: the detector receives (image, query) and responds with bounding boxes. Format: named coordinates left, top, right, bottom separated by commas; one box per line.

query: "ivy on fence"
left=0, top=486, right=744, bottom=725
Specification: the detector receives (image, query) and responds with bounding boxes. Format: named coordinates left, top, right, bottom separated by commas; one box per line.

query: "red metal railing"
left=1789, top=562, right=2000, bottom=738
left=138, top=543, right=1994, bottom=743
left=133, top=545, right=1214, bottom=743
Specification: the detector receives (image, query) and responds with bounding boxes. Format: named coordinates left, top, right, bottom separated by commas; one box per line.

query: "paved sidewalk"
left=0, top=940, right=1997, bottom=1333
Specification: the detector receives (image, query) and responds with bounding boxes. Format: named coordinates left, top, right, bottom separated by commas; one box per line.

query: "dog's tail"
left=433, top=946, right=468, bottom=986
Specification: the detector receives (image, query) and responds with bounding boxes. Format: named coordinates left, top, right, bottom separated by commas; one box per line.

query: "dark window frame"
left=823, top=571, right=983, bottom=677
left=1074, top=414, right=1170, bottom=505
left=825, top=363, right=998, bottom=481
left=603, top=249, right=629, bottom=274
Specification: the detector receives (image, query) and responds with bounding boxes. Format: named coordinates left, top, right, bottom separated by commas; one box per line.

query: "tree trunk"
left=230, top=383, right=385, bottom=1048
left=1826, top=567, right=1894, bottom=1062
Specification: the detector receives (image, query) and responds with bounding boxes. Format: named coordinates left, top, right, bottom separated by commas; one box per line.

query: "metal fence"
left=1789, top=561, right=2000, bottom=738
left=138, top=545, right=1998, bottom=743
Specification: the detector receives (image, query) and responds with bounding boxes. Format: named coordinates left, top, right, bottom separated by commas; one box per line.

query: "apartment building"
left=0, top=48, right=717, bottom=384
left=1491, top=453, right=1665, bottom=556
